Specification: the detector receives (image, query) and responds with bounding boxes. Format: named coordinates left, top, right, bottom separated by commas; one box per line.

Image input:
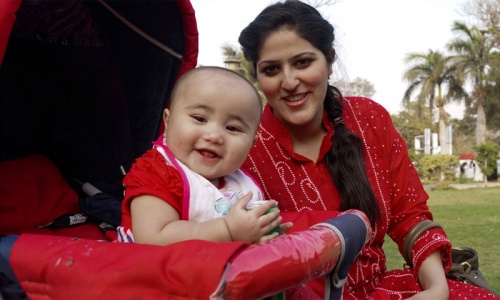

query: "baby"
left=118, top=66, right=290, bottom=245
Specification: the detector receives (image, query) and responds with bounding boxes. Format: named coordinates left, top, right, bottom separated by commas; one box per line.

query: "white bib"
left=156, top=143, right=264, bottom=222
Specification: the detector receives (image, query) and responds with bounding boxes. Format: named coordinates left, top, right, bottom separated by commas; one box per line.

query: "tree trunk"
left=476, top=104, right=487, bottom=145
left=438, top=105, right=447, bottom=154
left=483, top=158, right=488, bottom=183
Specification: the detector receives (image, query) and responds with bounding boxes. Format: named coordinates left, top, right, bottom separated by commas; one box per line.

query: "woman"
left=239, top=1, right=499, bottom=299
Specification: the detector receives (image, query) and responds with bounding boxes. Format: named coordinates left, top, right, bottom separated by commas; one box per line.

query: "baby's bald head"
left=169, top=66, right=262, bottom=117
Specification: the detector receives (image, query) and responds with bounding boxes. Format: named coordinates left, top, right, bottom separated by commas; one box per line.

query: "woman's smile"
left=282, top=92, right=308, bottom=106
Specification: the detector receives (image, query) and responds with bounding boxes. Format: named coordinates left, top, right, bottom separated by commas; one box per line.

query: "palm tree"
left=484, top=52, right=500, bottom=135
left=402, top=50, right=467, bottom=154
left=447, top=21, right=496, bottom=145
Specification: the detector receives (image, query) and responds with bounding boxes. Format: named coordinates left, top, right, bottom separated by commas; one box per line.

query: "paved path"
left=448, top=182, right=500, bottom=190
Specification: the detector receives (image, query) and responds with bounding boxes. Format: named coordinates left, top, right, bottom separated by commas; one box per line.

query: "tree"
left=447, top=21, right=497, bottom=145
left=473, top=141, right=500, bottom=180
left=460, top=0, right=500, bottom=142
left=449, top=116, right=476, bottom=155
left=303, top=0, right=339, bottom=9
left=221, top=44, right=247, bottom=78
left=221, top=45, right=266, bottom=104
left=484, top=52, right=500, bottom=137
left=391, top=101, right=434, bottom=151
left=332, top=77, right=375, bottom=98
left=402, top=50, right=467, bottom=154
left=463, top=0, right=500, bottom=48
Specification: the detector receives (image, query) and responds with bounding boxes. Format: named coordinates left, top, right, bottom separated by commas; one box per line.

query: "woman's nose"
left=281, top=68, right=299, bottom=90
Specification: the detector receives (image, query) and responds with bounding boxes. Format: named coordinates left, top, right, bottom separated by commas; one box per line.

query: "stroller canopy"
left=0, top=0, right=198, bottom=201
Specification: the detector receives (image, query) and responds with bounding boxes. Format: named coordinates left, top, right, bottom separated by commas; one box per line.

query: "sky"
left=190, top=0, right=469, bottom=118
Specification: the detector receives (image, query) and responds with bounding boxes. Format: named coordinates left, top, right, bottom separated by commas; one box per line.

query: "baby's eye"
left=226, top=125, right=241, bottom=132
left=192, top=115, right=206, bottom=123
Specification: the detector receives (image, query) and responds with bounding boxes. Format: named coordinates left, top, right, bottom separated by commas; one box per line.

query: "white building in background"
left=414, top=127, right=500, bottom=182
left=414, top=125, right=452, bottom=155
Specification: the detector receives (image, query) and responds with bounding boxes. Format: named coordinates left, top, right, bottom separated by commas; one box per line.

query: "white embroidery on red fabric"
left=252, top=125, right=325, bottom=211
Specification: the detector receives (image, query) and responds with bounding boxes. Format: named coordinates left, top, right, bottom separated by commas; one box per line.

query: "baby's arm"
left=130, top=195, right=232, bottom=245
left=130, top=192, right=283, bottom=245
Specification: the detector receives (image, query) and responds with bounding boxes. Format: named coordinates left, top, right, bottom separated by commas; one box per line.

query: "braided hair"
left=239, top=0, right=379, bottom=226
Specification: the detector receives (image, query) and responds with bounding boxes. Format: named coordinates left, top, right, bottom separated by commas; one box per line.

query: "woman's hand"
left=408, top=250, right=449, bottom=300
left=224, top=193, right=282, bottom=244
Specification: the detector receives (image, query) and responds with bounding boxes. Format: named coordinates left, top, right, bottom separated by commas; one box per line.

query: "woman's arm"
left=409, top=250, right=449, bottom=299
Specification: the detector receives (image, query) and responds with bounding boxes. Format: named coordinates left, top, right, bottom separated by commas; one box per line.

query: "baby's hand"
left=257, top=221, right=293, bottom=244
left=224, top=193, right=281, bottom=243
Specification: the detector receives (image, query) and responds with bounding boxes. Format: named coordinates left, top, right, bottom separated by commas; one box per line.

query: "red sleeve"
left=378, top=104, right=452, bottom=273
left=411, top=227, right=452, bottom=274
left=281, top=211, right=341, bottom=233
left=383, top=110, right=432, bottom=243
left=120, top=149, right=184, bottom=229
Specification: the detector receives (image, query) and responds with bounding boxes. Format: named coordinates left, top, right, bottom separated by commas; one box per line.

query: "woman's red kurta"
left=242, top=97, right=497, bottom=299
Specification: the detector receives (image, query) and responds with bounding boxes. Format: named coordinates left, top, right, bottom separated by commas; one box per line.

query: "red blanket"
left=11, top=234, right=247, bottom=299
left=1, top=155, right=349, bottom=299
left=0, top=154, right=105, bottom=239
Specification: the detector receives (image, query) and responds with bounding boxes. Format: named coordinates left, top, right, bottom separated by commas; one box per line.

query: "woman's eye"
left=296, top=58, right=312, bottom=67
left=262, top=66, right=279, bottom=75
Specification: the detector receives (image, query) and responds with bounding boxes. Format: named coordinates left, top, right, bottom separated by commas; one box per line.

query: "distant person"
left=460, top=162, right=468, bottom=176
left=470, top=160, right=476, bottom=173
left=118, top=66, right=292, bottom=245
left=238, top=0, right=500, bottom=299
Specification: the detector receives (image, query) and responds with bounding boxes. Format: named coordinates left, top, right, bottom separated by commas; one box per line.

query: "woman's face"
left=255, top=29, right=332, bottom=129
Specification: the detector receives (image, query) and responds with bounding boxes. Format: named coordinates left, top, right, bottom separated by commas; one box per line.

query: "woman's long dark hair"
left=239, top=0, right=380, bottom=226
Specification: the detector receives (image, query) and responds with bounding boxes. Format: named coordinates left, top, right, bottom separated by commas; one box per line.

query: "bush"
left=474, top=141, right=500, bottom=178
left=419, top=154, right=459, bottom=187
left=409, top=150, right=425, bottom=177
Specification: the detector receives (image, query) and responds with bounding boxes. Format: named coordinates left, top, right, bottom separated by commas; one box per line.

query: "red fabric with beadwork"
left=243, top=97, right=498, bottom=299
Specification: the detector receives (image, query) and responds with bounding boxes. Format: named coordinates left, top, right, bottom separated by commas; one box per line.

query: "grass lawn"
left=383, top=186, right=500, bottom=293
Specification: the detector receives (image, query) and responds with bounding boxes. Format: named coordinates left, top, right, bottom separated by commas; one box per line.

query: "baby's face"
left=164, top=72, right=260, bottom=184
